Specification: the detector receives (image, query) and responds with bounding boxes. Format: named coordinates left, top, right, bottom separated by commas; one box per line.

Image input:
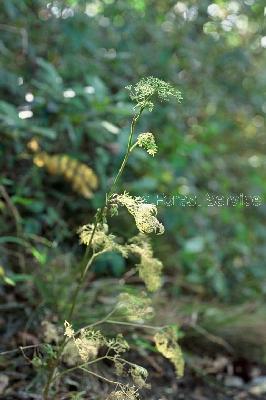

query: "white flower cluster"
left=154, top=327, right=184, bottom=377
left=64, top=321, right=102, bottom=362
left=137, top=132, right=157, bottom=156
left=77, top=223, right=128, bottom=257
left=126, top=76, right=182, bottom=110
left=117, top=292, right=154, bottom=322
left=64, top=321, right=129, bottom=363
left=114, top=192, right=164, bottom=235
left=107, top=386, right=139, bottom=400
left=129, top=234, right=163, bottom=292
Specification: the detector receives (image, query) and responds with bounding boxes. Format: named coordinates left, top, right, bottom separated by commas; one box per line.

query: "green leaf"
left=29, top=126, right=57, bottom=139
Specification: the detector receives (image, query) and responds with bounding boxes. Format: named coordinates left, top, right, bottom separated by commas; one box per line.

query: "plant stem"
left=105, top=319, right=166, bottom=330
left=43, top=253, right=97, bottom=399
left=106, top=106, right=145, bottom=201
left=80, top=367, right=123, bottom=387
left=54, top=356, right=107, bottom=380
left=43, top=107, right=145, bottom=399
left=75, top=307, right=118, bottom=334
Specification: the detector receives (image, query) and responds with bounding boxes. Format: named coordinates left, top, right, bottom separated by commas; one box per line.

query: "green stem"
left=65, top=107, right=145, bottom=329
left=106, top=106, right=145, bottom=202
left=43, top=252, right=97, bottom=399
left=67, top=253, right=98, bottom=321
left=105, top=319, right=165, bottom=330
left=80, top=367, right=124, bottom=387
left=129, top=142, right=138, bottom=153
left=53, top=356, right=108, bottom=381
left=75, top=307, right=118, bottom=334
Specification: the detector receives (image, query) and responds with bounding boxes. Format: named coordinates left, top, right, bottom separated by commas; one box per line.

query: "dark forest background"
left=1, top=1, right=266, bottom=398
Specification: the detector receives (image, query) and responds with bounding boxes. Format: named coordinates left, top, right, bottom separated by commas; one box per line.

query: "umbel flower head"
left=137, top=132, right=157, bottom=156
left=130, top=364, right=150, bottom=389
left=112, top=192, right=164, bottom=235
left=126, top=76, right=182, bottom=111
left=77, top=223, right=128, bottom=257
left=117, top=292, right=154, bottom=322
left=129, top=234, right=163, bottom=292
left=64, top=321, right=130, bottom=365
left=107, top=386, right=139, bottom=400
left=106, top=333, right=129, bottom=355
left=74, top=329, right=101, bottom=362
left=64, top=321, right=103, bottom=362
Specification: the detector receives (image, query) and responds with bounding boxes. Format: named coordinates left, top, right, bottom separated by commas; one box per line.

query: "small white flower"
left=129, top=234, right=163, bottom=292
left=137, top=132, right=158, bottom=156
left=64, top=320, right=74, bottom=338
left=77, top=223, right=128, bottom=257
left=113, top=192, right=164, bottom=235
left=126, top=76, right=182, bottom=110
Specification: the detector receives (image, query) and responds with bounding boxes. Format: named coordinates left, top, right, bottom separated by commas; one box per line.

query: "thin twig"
left=0, top=344, right=42, bottom=356
left=80, top=369, right=139, bottom=399
left=105, top=319, right=166, bottom=330
left=75, top=307, right=118, bottom=335
left=53, top=356, right=107, bottom=381
left=80, top=367, right=122, bottom=387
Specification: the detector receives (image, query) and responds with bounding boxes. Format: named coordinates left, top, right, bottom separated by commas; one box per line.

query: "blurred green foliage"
left=0, top=0, right=265, bottom=304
